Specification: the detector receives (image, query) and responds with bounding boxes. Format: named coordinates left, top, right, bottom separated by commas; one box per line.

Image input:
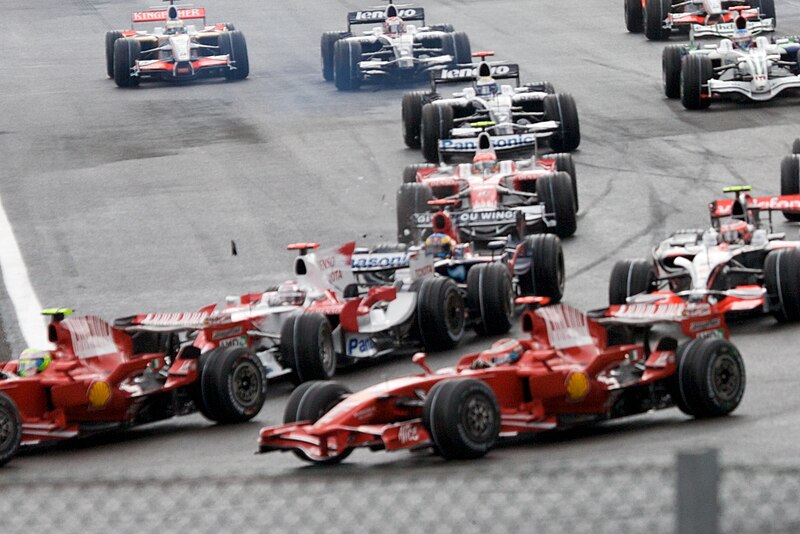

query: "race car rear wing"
left=591, top=303, right=729, bottom=339
left=431, top=63, right=520, bottom=91
left=347, top=7, right=425, bottom=31
left=351, top=248, right=434, bottom=281
left=708, top=194, right=800, bottom=218
left=131, top=7, right=207, bottom=25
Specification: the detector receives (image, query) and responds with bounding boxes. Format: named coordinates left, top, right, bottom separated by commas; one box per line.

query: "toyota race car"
left=321, top=1, right=471, bottom=90
left=106, top=1, right=248, bottom=87
left=403, top=52, right=580, bottom=162
left=0, top=308, right=268, bottom=466
left=625, top=0, right=775, bottom=41
left=609, top=184, right=800, bottom=323
left=257, top=299, right=745, bottom=464
left=662, top=31, right=800, bottom=108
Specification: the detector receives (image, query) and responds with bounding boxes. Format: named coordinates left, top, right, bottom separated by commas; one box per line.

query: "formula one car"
left=106, top=1, right=248, bottom=87
left=625, top=0, right=775, bottom=41
left=662, top=29, right=800, bottom=108
left=117, top=242, right=470, bottom=383
left=0, top=308, right=268, bottom=466
left=321, top=1, right=470, bottom=90
left=397, top=133, right=577, bottom=248
left=258, top=299, right=744, bottom=464
left=609, top=185, right=800, bottom=322
left=403, top=52, right=580, bottom=161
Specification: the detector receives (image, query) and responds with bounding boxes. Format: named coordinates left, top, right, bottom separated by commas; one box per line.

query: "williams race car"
left=321, top=1, right=471, bottom=90
left=0, top=308, right=268, bottom=466
left=258, top=299, right=744, bottom=464
left=106, top=1, right=248, bottom=87
left=397, top=133, right=577, bottom=247
left=662, top=28, right=800, bottom=108
left=625, top=0, right=775, bottom=41
left=609, top=185, right=800, bottom=322
left=403, top=52, right=580, bottom=161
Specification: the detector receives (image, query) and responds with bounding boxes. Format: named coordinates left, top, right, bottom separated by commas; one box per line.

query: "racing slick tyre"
left=672, top=338, right=745, bottom=418
left=283, top=381, right=353, bottom=464
left=624, top=0, right=644, bottom=33
left=680, top=55, right=712, bottom=110
left=113, top=38, right=140, bottom=87
left=334, top=39, right=362, bottom=91
left=515, top=234, right=565, bottom=302
left=466, top=263, right=514, bottom=336
left=0, top=393, right=21, bottom=467
left=219, top=30, right=249, bottom=80
left=543, top=94, right=580, bottom=152
left=396, top=183, right=433, bottom=242
left=793, top=138, right=800, bottom=155
left=754, top=0, right=776, bottom=22
left=320, top=31, right=341, bottom=82
left=429, top=23, right=455, bottom=33
left=644, top=0, right=671, bottom=41
left=280, top=312, right=337, bottom=385
left=549, top=153, right=578, bottom=211
left=662, top=45, right=683, bottom=99
left=105, top=30, right=123, bottom=78
left=452, top=32, right=472, bottom=65
left=421, top=103, right=454, bottom=163
left=402, top=163, right=437, bottom=184
left=536, top=172, right=577, bottom=238
left=417, top=277, right=466, bottom=351
left=402, top=91, right=427, bottom=148
left=608, top=258, right=657, bottom=305
left=780, top=155, right=800, bottom=221
left=199, top=347, right=267, bottom=424
left=764, top=249, right=800, bottom=322
left=423, top=379, right=500, bottom=460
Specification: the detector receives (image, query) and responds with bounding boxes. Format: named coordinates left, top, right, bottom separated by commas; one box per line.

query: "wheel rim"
left=711, top=351, right=741, bottom=402
left=461, top=394, right=495, bottom=442
left=232, top=360, right=261, bottom=407
left=444, top=289, right=466, bottom=338
left=0, top=405, right=15, bottom=451
left=318, top=324, right=336, bottom=376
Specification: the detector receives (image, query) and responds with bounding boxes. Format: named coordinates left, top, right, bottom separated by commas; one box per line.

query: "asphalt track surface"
left=3, top=0, right=800, bottom=528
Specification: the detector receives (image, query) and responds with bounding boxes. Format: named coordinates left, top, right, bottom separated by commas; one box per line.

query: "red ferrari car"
left=258, top=299, right=744, bottom=463
left=0, top=309, right=267, bottom=466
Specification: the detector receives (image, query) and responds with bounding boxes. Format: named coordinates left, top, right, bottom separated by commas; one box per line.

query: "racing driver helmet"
left=425, top=233, right=454, bottom=259
left=720, top=220, right=751, bottom=244
left=383, top=16, right=406, bottom=36
left=473, top=151, right=498, bottom=173
left=731, top=17, right=752, bottom=49
left=17, top=348, right=52, bottom=377
left=475, top=75, right=499, bottom=98
left=165, top=17, right=185, bottom=34
left=275, top=282, right=307, bottom=306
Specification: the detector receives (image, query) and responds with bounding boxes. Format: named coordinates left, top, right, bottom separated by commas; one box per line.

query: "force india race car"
left=320, top=1, right=471, bottom=91
left=0, top=308, right=268, bottom=466
left=625, top=0, right=775, bottom=41
left=609, top=184, right=800, bottom=323
left=662, top=31, right=800, bottom=109
left=258, top=299, right=745, bottom=464
left=397, top=133, right=577, bottom=247
left=403, top=52, right=581, bottom=162
left=105, top=1, right=248, bottom=87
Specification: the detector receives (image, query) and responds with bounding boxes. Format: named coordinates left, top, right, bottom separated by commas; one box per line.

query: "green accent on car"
left=723, top=185, right=752, bottom=193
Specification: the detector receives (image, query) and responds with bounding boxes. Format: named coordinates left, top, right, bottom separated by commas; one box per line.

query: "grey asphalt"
left=2, top=0, right=800, bottom=528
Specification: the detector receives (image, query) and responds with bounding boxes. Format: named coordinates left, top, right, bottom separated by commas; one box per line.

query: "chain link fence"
left=2, top=456, right=799, bottom=534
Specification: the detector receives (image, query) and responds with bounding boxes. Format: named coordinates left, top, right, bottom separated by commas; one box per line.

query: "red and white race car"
left=0, top=309, right=267, bottom=466
left=258, top=299, right=745, bottom=464
left=105, top=1, right=248, bottom=87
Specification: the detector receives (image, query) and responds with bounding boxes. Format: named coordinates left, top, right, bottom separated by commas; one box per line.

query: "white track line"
left=0, top=199, right=49, bottom=349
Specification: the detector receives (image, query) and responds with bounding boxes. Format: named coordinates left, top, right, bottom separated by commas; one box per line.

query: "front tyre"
left=543, top=94, right=580, bottom=152
left=402, top=91, right=427, bottom=148
left=334, top=39, right=362, bottom=91
left=780, top=155, right=800, bottom=221
left=681, top=55, right=712, bottom=110
left=466, top=263, right=514, bottom=336
left=608, top=258, right=656, bottom=305
left=219, top=31, right=249, bottom=80
left=320, top=31, right=341, bottom=81
left=644, top=0, right=671, bottom=41
left=200, top=347, right=267, bottom=423
left=420, top=103, right=454, bottom=163
left=113, top=38, right=140, bottom=87
left=764, top=249, right=800, bottom=322
left=536, top=172, right=577, bottom=238
left=283, top=381, right=353, bottom=464
left=396, top=182, right=433, bottom=243
left=417, top=277, right=466, bottom=351
left=624, top=0, right=644, bottom=33
left=662, top=45, right=682, bottom=99
left=280, top=313, right=336, bottom=385
left=0, top=393, right=21, bottom=467
left=514, top=234, right=565, bottom=302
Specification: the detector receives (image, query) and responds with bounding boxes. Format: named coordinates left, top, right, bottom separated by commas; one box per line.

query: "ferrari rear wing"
left=347, top=7, right=425, bottom=31
left=114, top=308, right=214, bottom=332
left=592, top=303, right=729, bottom=339
left=431, top=63, right=520, bottom=90
left=131, top=7, right=207, bottom=24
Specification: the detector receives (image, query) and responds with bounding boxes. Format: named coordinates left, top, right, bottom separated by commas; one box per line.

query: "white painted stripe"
left=0, top=199, right=50, bottom=348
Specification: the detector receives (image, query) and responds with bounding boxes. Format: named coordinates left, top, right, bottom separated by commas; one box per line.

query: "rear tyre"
left=280, top=313, right=336, bottom=385
left=402, top=91, right=427, bottom=148
left=283, top=381, right=353, bottom=464
left=466, top=263, right=514, bottom=336
left=113, top=38, right=140, bottom=87
left=396, top=183, right=433, bottom=243
left=754, top=0, right=776, bottom=21
left=662, top=45, right=682, bottom=99
left=402, top=163, right=437, bottom=184
left=423, top=379, right=500, bottom=460
left=536, top=172, right=577, bottom=238
left=672, top=338, right=745, bottom=418
left=644, top=0, right=671, bottom=41
left=321, top=31, right=341, bottom=81
left=105, top=30, right=123, bottom=78
left=793, top=138, right=800, bottom=155
left=417, top=277, right=466, bottom=351
left=780, top=155, right=800, bottom=221
left=452, top=32, right=471, bottom=64
left=200, top=347, right=267, bottom=423
left=681, top=55, right=712, bottom=110
left=515, top=234, right=565, bottom=302
left=624, top=0, right=644, bottom=33
left=764, top=249, right=800, bottom=322
left=218, top=31, right=249, bottom=80
left=609, top=258, right=656, bottom=305
left=421, top=103, right=454, bottom=163
left=0, top=393, right=21, bottom=467
left=334, top=39, right=362, bottom=91
left=549, top=153, right=578, bottom=211
left=543, top=94, right=580, bottom=152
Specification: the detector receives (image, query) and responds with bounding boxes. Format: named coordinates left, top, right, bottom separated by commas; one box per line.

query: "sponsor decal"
left=352, top=253, right=410, bottom=270
left=354, top=406, right=376, bottom=420
left=439, top=134, right=536, bottom=152
left=88, top=381, right=111, bottom=409
left=414, top=263, right=435, bottom=279
left=64, top=316, right=118, bottom=359
left=613, top=303, right=687, bottom=320
left=132, top=8, right=205, bottom=22
left=398, top=423, right=420, bottom=444
left=565, top=371, right=590, bottom=402
left=455, top=210, right=516, bottom=225
left=689, top=317, right=722, bottom=332
left=219, top=336, right=247, bottom=348
left=212, top=326, right=243, bottom=340
left=352, top=8, right=419, bottom=20
left=438, top=64, right=512, bottom=79
left=347, top=336, right=377, bottom=357
left=138, top=312, right=210, bottom=327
